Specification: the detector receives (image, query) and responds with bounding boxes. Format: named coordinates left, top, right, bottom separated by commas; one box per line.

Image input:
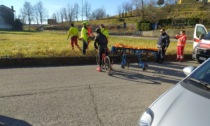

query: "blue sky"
left=1, top=0, right=132, bottom=18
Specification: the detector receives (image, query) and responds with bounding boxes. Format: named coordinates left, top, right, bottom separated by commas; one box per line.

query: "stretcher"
left=111, top=43, right=158, bottom=71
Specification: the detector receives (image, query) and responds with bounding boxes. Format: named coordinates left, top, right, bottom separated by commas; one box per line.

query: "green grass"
left=0, top=31, right=192, bottom=58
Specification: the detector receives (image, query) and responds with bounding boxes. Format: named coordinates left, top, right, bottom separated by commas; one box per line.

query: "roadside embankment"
left=0, top=54, right=193, bottom=68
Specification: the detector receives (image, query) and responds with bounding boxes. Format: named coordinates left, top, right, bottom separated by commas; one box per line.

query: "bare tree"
left=21, top=1, right=34, bottom=30
left=74, top=3, right=79, bottom=21
left=56, top=12, right=60, bottom=23
left=62, top=7, right=68, bottom=22
left=34, top=1, right=48, bottom=25
left=148, top=0, right=156, bottom=6
left=60, top=8, right=65, bottom=23
left=124, top=2, right=133, bottom=16
left=118, top=3, right=125, bottom=17
left=132, top=0, right=141, bottom=16
left=157, top=0, right=165, bottom=6
left=67, top=4, right=76, bottom=23
left=90, top=7, right=106, bottom=20
left=83, top=1, right=91, bottom=20
left=117, top=5, right=122, bottom=17
left=51, top=13, right=56, bottom=19
left=34, top=5, right=39, bottom=24
left=19, top=9, right=27, bottom=24
left=140, top=0, right=145, bottom=19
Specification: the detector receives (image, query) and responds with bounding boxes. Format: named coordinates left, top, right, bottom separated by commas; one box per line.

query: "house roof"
left=0, top=5, right=15, bottom=12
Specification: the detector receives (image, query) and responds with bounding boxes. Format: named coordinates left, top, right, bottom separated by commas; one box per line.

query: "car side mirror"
left=183, top=66, right=196, bottom=76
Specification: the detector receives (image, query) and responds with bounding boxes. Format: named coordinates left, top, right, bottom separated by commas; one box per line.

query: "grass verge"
left=0, top=31, right=193, bottom=58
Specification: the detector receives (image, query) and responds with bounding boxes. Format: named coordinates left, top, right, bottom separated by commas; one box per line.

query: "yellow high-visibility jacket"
left=67, top=27, right=79, bottom=39
left=80, top=27, right=88, bottom=42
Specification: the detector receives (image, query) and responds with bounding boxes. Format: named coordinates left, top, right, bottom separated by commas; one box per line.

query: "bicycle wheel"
left=105, top=56, right=111, bottom=75
left=101, top=54, right=106, bottom=69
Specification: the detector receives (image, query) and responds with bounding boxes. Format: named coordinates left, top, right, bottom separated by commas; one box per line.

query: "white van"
left=192, top=24, right=210, bottom=63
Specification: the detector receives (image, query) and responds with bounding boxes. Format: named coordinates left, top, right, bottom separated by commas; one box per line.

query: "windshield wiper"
left=189, top=78, right=210, bottom=88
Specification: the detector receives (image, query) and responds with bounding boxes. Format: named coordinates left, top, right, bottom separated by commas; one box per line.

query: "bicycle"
left=95, top=49, right=112, bottom=75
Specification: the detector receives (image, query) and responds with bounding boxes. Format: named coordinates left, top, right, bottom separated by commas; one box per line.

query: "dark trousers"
left=156, top=46, right=166, bottom=63
left=82, top=40, right=88, bottom=55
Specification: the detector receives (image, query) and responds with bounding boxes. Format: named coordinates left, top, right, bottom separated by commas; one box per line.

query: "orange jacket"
left=176, top=34, right=187, bottom=46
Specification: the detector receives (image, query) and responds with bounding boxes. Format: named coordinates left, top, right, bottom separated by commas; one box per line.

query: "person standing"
left=175, top=30, right=187, bottom=62
left=87, top=24, right=95, bottom=48
left=94, top=28, right=108, bottom=72
left=100, top=24, right=109, bottom=41
left=67, top=23, right=81, bottom=51
left=80, top=22, right=89, bottom=55
left=156, top=28, right=170, bottom=64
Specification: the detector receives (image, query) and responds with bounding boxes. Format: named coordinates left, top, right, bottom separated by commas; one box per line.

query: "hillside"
left=45, top=2, right=210, bottom=33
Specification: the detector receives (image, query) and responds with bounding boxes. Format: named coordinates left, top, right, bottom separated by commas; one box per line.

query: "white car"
left=137, top=58, right=210, bottom=126
left=192, top=24, right=210, bottom=63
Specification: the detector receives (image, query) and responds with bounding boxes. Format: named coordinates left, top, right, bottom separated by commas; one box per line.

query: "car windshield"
left=203, top=32, right=210, bottom=40
left=189, top=59, right=210, bottom=85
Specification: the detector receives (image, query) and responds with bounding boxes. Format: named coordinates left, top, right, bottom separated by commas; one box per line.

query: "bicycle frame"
left=95, top=49, right=112, bottom=75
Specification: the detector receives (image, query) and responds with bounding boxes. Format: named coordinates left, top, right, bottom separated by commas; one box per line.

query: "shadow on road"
left=0, top=115, right=32, bottom=126
left=111, top=62, right=192, bottom=85
left=111, top=69, right=161, bottom=85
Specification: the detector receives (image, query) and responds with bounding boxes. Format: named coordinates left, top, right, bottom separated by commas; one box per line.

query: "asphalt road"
left=0, top=61, right=199, bottom=126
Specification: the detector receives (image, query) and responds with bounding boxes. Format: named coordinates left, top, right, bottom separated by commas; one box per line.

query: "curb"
left=0, top=54, right=193, bottom=68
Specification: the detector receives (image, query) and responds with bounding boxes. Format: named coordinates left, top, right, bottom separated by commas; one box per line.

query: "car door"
left=193, top=24, right=208, bottom=49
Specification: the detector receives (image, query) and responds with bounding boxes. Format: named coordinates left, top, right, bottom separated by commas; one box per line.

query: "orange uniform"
left=175, top=34, right=187, bottom=61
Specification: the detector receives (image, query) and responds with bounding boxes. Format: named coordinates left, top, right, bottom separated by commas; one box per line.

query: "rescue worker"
left=87, top=23, right=95, bottom=49
left=80, top=22, right=89, bottom=55
left=94, top=28, right=108, bottom=72
left=156, top=28, right=170, bottom=64
left=175, top=30, right=187, bottom=62
left=67, top=23, right=81, bottom=51
left=100, top=24, right=109, bottom=41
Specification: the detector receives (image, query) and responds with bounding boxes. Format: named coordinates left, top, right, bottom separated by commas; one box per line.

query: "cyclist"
left=94, top=28, right=108, bottom=72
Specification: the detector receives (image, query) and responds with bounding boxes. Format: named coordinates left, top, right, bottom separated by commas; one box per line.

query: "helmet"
left=95, top=28, right=101, bottom=33
left=82, top=22, right=88, bottom=26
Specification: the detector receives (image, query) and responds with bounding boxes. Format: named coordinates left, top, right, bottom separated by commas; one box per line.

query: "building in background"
left=47, top=19, right=57, bottom=25
left=0, top=5, right=15, bottom=30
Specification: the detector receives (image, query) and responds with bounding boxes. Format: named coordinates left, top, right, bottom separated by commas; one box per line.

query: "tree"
left=140, top=0, right=145, bottom=19
left=132, top=0, right=141, bottom=16
left=117, top=5, right=122, bottom=17
left=90, top=7, right=106, bottom=20
left=67, top=4, right=75, bottom=23
left=74, top=3, right=79, bottom=21
left=34, top=1, right=48, bottom=25
left=124, top=2, right=133, bottom=16
left=56, top=12, right=60, bottom=23
left=13, top=19, right=23, bottom=31
left=132, top=0, right=145, bottom=18
left=51, top=13, right=56, bottom=19
left=21, top=1, right=34, bottom=30
left=59, top=8, right=65, bottom=23
left=83, top=1, right=91, bottom=20
left=157, top=0, right=165, bottom=6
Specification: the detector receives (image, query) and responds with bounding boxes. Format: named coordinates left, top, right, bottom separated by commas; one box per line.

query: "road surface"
left=0, top=61, right=199, bottom=126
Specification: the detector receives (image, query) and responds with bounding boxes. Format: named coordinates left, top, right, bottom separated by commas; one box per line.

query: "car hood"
left=150, top=83, right=210, bottom=126
left=201, top=39, right=210, bottom=44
